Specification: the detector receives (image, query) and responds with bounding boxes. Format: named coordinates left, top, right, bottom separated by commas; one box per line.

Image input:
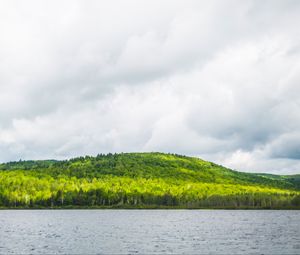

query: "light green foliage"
left=0, top=152, right=299, bottom=208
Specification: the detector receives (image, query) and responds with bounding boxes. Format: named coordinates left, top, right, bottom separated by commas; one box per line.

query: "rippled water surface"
left=0, top=210, right=299, bottom=254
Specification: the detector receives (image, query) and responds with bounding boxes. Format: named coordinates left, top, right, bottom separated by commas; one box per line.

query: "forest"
left=0, top=152, right=299, bottom=209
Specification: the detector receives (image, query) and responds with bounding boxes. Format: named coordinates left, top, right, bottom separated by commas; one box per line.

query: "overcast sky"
left=0, top=0, right=300, bottom=174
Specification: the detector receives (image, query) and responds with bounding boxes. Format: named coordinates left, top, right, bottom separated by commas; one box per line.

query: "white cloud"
left=0, top=0, right=299, bottom=174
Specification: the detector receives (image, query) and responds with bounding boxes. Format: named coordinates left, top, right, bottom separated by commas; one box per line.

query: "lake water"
left=0, top=210, right=299, bottom=254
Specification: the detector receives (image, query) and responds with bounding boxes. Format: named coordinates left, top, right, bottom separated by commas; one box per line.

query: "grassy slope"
left=0, top=152, right=299, bottom=208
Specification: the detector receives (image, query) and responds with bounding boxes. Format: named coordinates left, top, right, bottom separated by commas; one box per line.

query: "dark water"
left=0, top=210, right=299, bottom=254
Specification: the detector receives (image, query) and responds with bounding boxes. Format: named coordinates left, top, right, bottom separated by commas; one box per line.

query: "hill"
left=0, top=152, right=299, bottom=209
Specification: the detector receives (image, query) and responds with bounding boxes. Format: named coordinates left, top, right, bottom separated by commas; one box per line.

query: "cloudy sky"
left=0, top=0, right=300, bottom=174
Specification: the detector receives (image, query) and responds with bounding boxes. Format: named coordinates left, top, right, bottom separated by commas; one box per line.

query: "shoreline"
left=1, top=205, right=300, bottom=210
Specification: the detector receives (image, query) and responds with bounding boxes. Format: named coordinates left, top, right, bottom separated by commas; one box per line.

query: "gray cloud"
left=0, top=0, right=300, bottom=174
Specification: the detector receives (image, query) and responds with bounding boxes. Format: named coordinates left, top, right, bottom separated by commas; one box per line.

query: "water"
left=0, top=210, right=299, bottom=254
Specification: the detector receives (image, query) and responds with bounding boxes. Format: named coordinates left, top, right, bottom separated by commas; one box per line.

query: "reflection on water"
left=0, top=210, right=299, bottom=254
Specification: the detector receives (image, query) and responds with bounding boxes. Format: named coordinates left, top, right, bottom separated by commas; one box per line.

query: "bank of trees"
left=0, top=153, right=299, bottom=208
left=0, top=171, right=299, bottom=208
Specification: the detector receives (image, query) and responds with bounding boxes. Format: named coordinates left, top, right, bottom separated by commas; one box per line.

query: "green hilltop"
left=0, top=152, right=299, bottom=209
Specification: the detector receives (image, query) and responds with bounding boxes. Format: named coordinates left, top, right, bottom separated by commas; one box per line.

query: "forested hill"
left=0, top=152, right=299, bottom=208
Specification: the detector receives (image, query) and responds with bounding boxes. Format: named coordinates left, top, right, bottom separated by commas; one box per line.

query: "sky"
left=0, top=0, right=300, bottom=174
